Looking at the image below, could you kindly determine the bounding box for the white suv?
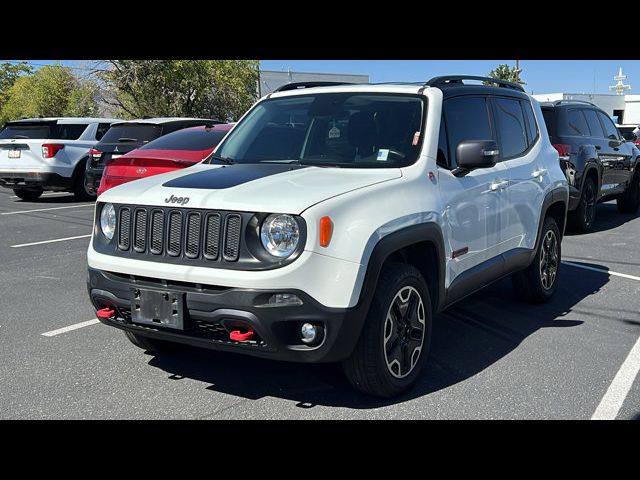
[87,76,569,397]
[0,117,120,200]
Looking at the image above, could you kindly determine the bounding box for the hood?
[98,162,402,214]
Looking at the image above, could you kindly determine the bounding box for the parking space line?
[41,319,100,337]
[592,335,640,420]
[562,261,640,282]
[1,204,93,215]
[11,234,91,248]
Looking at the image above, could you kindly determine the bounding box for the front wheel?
[13,187,43,201]
[617,170,640,213]
[512,216,561,304]
[342,262,432,398]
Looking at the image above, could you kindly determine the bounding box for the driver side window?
[597,111,621,139]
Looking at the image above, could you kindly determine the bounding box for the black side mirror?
[452,140,499,177]
[608,135,624,147]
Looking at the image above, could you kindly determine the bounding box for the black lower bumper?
[0,172,72,190]
[87,268,367,363]
[85,166,103,196]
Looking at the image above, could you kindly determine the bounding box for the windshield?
[209,93,425,168]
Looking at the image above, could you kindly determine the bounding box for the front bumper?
[87,267,368,363]
[0,172,72,190]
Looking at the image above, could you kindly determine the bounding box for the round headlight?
[260,214,300,258]
[100,203,116,241]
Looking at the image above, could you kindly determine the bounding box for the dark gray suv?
[541,100,640,232]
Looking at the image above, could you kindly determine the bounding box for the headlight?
[260,214,300,258]
[100,203,116,241]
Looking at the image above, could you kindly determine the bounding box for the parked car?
[87,76,568,398]
[541,101,640,232]
[0,117,119,201]
[85,118,223,195]
[617,124,640,146]
[97,123,233,195]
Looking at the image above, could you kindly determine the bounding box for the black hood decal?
[162,163,308,190]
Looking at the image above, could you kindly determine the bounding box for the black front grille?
[117,206,246,264]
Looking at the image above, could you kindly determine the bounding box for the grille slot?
[150,210,164,255]
[133,209,147,253]
[185,213,201,259]
[118,208,131,250]
[223,214,242,261]
[167,211,183,257]
[203,213,221,260]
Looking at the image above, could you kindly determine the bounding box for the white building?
[533,92,640,126]
[258,70,369,97]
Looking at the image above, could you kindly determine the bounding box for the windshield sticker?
[412,131,421,146]
[328,126,341,139]
[377,149,389,161]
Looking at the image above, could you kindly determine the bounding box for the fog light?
[266,293,303,307]
[301,323,317,344]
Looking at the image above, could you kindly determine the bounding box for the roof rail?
[425,75,525,92]
[553,99,598,107]
[273,81,354,92]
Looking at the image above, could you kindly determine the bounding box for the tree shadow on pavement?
[147,261,610,410]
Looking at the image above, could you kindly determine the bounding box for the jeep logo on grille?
[165,195,190,206]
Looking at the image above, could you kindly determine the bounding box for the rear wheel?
[512,216,561,304]
[617,170,640,213]
[570,177,597,232]
[12,187,43,201]
[342,262,432,398]
[124,331,180,353]
[72,159,96,201]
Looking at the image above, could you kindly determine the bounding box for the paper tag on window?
[328,126,341,139]
[377,149,389,161]
[412,131,421,146]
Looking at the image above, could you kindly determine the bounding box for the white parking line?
[11,192,70,199]
[11,234,91,248]
[562,260,640,282]
[41,319,100,337]
[1,204,93,215]
[592,335,640,420]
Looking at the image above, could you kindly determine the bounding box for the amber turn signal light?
[319,216,333,247]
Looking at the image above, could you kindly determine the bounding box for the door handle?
[614,147,619,152]
[532,168,548,178]
[595,145,601,150]
[489,180,509,191]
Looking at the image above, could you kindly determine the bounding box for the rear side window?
[444,96,493,167]
[55,124,87,140]
[583,109,604,138]
[140,128,229,151]
[561,109,589,136]
[522,101,539,145]
[96,123,112,141]
[492,97,528,159]
[99,124,162,144]
[597,111,620,139]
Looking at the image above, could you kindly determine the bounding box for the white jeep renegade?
[87,76,569,397]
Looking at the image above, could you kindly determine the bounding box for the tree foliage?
[0,61,32,113]
[97,60,259,121]
[485,64,526,86]
[1,64,100,123]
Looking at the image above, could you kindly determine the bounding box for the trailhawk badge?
[165,195,190,206]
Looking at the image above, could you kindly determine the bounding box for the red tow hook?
[230,329,255,342]
[96,307,115,319]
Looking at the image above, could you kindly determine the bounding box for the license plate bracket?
[131,288,186,330]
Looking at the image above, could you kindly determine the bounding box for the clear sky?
[8,59,640,95]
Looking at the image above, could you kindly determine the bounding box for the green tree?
[1,64,99,123]
[485,63,526,86]
[96,60,259,121]
[0,61,32,112]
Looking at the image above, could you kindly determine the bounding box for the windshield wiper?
[117,137,138,142]
[208,154,236,165]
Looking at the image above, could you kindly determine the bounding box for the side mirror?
[453,140,499,177]
[608,135,624,147]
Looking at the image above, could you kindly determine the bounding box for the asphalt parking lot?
[0,189,638,419]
